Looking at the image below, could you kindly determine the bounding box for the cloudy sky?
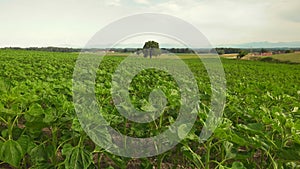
[1,0,300,47]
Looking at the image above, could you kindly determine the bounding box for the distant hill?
[217,41,300,48]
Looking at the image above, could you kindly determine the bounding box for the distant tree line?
[108,47,298,54]
[215,48,298,55]
[215,48,242,55]
[1,47,299,54]
[2,47,81,52]
[162,48,195,53]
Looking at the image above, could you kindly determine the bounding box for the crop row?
[0,49,300,168]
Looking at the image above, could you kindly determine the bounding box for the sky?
[0,0,300,48]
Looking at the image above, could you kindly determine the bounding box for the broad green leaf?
[43,109,57,124]
[241,123,264,132]
[181,145,202,168]
[0,140,23,167]
[27,103,44,116]
[230,132,249,146]
[103,151,128,168]
[62,143,73,156]
[25,103,45,124]
[231,161,246,169]
[223,141,236,159]
[1,129,8,138]
[141,102,157,112]
[72,118,84,133]
[277,144,300,161]
[64,147,93,169]
[0,102,4,112]
[29,144,49,164]
[17,135,35,155]
[185,132,199,141]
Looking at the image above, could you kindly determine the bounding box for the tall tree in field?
[237,50,249,59]
[143,41,161,58]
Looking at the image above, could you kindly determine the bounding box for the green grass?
[0,49,300,168]
[245,52,300,63]
[268,53,300,63]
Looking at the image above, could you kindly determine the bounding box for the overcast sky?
[1,0,300,47]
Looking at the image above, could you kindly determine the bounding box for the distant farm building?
[261,52,273,56]
[251,52,273,56]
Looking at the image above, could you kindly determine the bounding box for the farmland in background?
[231,52,300,64]
[261,53,300,63]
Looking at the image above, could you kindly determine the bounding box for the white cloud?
[144,0,300,45]
[267,0,300,23]
[107,0,121,6]
[0,0,128,47]
[0,0,299,47]
[134,0,150,5]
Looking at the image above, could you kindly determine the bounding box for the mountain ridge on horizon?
[217,41,300,48]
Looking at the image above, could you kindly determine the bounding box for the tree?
[285,49,294,53]
[143,41,161,58]
[216,49,225,55]
[261,48,268,54]
[237,50,249,59]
